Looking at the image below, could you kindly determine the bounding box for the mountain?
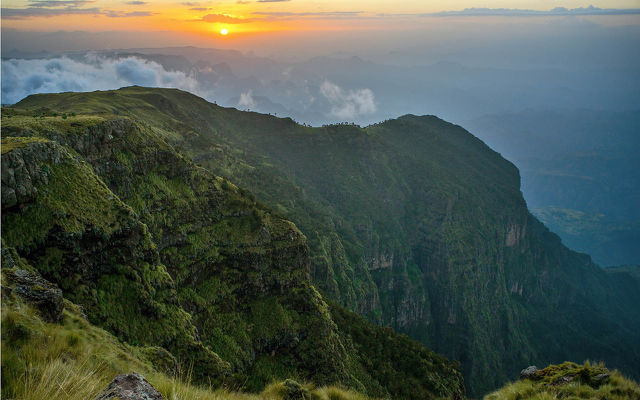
[465,109,640,266]
[1,108,465,399]
[3,87,640,396]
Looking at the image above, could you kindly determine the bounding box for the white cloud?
[1,55,200,104]
[319,80,376,120]
[237,90,256,109]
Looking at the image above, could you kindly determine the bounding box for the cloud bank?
[430,6,640,17]
[320,81,376,120]
[237,90,256,109]
[1,56,200,104]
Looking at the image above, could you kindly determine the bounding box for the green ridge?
[4,86,639,396]
[1,106,465,399]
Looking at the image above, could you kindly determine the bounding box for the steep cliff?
[6,86,639,395]
[1,108,465,399]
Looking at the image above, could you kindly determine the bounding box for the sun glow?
[220,28,229,35]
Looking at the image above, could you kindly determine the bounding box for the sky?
[3,0,640,40]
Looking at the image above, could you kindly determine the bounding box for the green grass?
[7,86,639,397]
[484,362,640,400]
[1,295,375,400]
[1,136,50,154]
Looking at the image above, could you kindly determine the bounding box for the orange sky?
[2,0,640,40]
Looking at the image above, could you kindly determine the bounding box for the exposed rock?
[96,372,166,400]
[520,366,538,380]
[555,375,574,384]
[3,266,64,323]
[1,139,62,209]
[593,373,610,383]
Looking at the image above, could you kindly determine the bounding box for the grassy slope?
[1,109,465,398]
[484,362,640,400]
[6,87,640,395]
[0,285,372,400]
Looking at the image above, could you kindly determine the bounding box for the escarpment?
[1,107,466,399]
[5,86,639,396]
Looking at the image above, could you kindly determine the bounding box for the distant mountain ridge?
[3,87,639,396]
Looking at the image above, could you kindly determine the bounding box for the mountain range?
[2,86,639,397]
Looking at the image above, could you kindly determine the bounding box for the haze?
[2,1,640,265]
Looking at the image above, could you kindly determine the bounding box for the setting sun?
[220,28,229,35]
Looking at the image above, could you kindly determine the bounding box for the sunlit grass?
[1,298,376,400]
[484,361,640,400]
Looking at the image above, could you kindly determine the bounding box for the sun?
[220,28,229,36]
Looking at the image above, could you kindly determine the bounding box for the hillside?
[4,86,640,396]
[1,114,465,398]
[0,257,379,400]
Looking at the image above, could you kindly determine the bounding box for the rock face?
[520,366,538,380]
[1,138,62,209]
[3,267,64,322]
[96,373,166,400]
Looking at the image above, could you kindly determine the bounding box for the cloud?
[257,0,291,2]
[253,11,361,18]
[29,0,94,7]
[1,56,201,105]
[319,81,376,120]
[125,1,147,5]
[428,6,640,17]
[2,6,154,19]
[190,7,209,11]
[196,13,255,23]
[105,10,154,17]
[1,7,101,18]
[237,90,256,109]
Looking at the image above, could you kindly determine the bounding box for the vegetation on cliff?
[1,105,465,399]
[3,86,639,396]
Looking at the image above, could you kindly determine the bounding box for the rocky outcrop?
[3,267,64,322]
[520,366,538,380]
[96,373,166,400]
[1,138,62,209]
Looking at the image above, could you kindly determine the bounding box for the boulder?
[3,267,64,322]
[520,365,538,380]
[96,372,166,400]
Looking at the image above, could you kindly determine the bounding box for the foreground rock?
[96,373,166,400]
[520,366,538,380]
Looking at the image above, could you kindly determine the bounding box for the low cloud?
[125,1,147,5]
[2,6,154,19]
[106,10,154,17]
[319,81,376,120]
[237,90,256,109]
[1,56,200,104]
[2,7,101,18]
[197,13,255,23]
[429,6,640,17]
[28,0,94,7]
[253,11,361,19]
